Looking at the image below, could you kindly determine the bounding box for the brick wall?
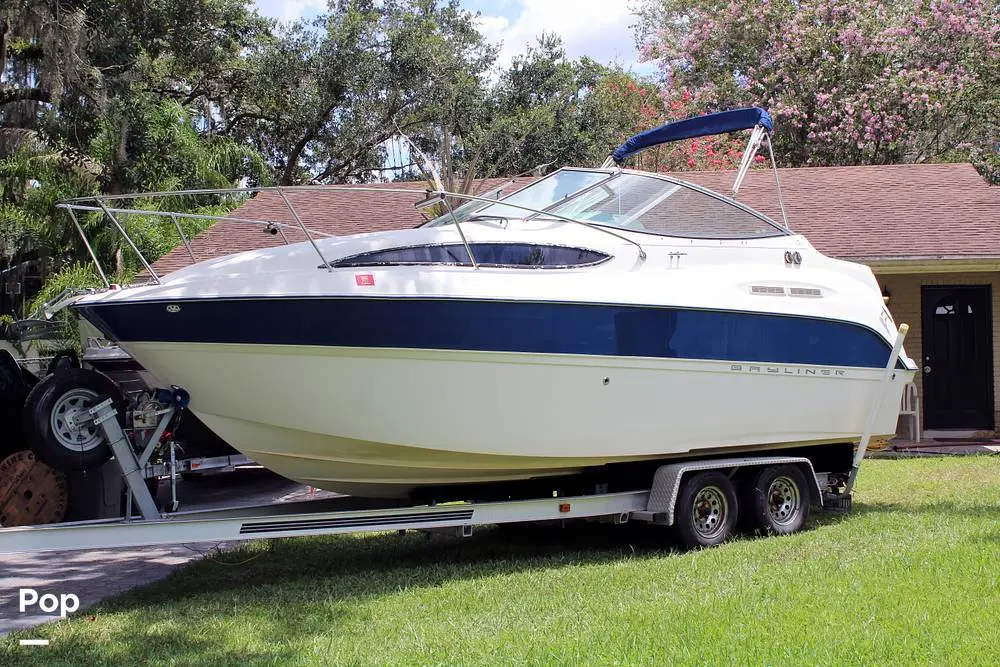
[877,271,1000,434]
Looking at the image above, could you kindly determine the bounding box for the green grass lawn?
[4,456,1000,666]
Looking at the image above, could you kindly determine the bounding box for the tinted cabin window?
[329,243,610,268]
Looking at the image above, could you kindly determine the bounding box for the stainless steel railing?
[55,180,650,287]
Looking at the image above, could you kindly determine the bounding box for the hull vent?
[789,287,823,298]
[750,285,785,296]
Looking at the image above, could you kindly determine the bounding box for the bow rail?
[55,181,654,292]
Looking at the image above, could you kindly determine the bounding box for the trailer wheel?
[743,465,810,536]
[674,471,738,549]
[23,368,125,472]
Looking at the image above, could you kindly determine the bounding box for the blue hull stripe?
[75,297,896,369]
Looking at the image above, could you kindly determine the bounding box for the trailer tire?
[23,368,125,472]
[742,465,810,536]
[673,471,738,550]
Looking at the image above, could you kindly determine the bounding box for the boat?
[52,108,915,498]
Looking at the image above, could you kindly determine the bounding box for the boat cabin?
[148,163,999,444]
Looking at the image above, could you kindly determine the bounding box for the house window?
[327,243,611,269]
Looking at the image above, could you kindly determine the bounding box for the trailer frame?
[0,454,827,555]
[0,324,908,556]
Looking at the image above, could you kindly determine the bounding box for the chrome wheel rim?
[49,388,104,452]
[767,476,801,527]
[692,485,728,539]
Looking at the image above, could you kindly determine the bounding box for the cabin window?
[547,173,785,239]
[327,243,610,269]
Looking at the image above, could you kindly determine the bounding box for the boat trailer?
[0,324,908,555]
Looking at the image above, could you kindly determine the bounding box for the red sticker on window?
[355,273,375,286]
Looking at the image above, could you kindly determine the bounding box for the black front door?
[921,285,994,429]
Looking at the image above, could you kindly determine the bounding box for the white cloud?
[254,0,326,23]
[253,1,656,75]
[476,0,647,73]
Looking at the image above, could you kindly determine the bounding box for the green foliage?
[1,1,273,309]
[90,99,270,195]
[0,136,99,263]
[225,0,496,185]
[27,262,107,316]
[441,35,657,185]
[23,262,108,345]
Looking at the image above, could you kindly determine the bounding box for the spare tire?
[23,368,126,472]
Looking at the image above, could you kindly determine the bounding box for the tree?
[468,34,618,177]
[430,34,667,187]
[222,0,495,185]
[0,0,274,310]
[636,0,1000,178]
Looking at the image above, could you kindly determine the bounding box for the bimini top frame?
[602,107,790,229]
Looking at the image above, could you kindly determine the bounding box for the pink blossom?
[641,0,996,167]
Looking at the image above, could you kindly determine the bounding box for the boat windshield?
[422,169,611,226]
[546,173,787,239]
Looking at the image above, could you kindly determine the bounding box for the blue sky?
[252,0,653,74]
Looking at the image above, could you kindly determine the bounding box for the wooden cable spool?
[0,450,69,527]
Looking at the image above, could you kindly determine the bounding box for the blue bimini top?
[612,107,773,164]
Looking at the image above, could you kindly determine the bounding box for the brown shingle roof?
[151,164,997,275]
[678,163,999,262]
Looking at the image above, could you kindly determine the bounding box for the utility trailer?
[0,325,908,556]
[0,312,246,528]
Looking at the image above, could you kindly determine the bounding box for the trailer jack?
[88,395,179,521]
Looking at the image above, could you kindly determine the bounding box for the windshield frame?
[419,168,617,228]
[533,169,789,240]
[420,166,789,241]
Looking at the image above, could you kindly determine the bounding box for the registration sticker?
[355,273,375,286]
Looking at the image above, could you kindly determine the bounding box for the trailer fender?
[645,456,822,526]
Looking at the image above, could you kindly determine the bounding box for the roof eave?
[848,256,1000,274]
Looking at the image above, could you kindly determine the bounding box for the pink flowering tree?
[636,0,999,179]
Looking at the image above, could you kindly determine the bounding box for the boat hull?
[121,341,912,497]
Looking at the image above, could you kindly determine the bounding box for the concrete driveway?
[0,470,334,637]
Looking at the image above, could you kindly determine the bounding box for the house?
[152,163,1000,438]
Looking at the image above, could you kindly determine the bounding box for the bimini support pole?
[846,323,909,495]
[765,134,790,229]
[731,124,766,195]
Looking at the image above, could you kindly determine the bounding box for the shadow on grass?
[110,520,683,604]
[12,499,998,665]
[4,522,684,665]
